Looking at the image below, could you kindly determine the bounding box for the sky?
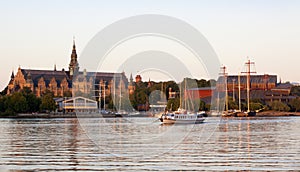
[1,0,300,91]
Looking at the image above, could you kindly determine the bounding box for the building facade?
[7,40,128,99]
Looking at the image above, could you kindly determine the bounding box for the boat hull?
[161,118,205,124]
[160,115,205,124]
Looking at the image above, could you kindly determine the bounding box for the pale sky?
[1,0,300,91]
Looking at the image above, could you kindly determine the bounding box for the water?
[0,116,300,171]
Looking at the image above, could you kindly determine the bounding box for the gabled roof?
[275,83,293,89]
[83,71,128,86]
[63,96,97,103]
[21,69,71,87]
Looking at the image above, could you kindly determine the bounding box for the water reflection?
[0,117,299,171]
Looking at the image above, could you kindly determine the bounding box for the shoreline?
[256,110,300,117]
[0,113,118,119]
[1,110,300,119]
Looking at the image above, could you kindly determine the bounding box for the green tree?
[0,86,8,96]
[198,100,211,111]
[8,92,29,113]
[249,102,264,111]
[269,101,290,112]
[228,97,238,110]
[40,92,56,112]
[289,98,300,112]
[197,79,210,87]
[291,86,300,96]
[0,96,6,112]
[22,87,41,112]
[135,90,148,105]
[167,98,180,111]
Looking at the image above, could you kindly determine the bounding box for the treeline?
[128,78,215,111]
[0,78,216,115]
[0,87,56,116]
[226,96,300,112]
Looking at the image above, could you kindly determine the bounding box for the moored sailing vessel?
[222,59,257,117]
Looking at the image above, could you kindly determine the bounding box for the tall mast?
[220,66,228,111]
[161,82,163,100]
[242,59,256,112]
[113,79,116,111]
[238,72,241,111]
[184,78,187,110]
[103,81,106,111]
[119,74,122,112]
[232,79,235,102]
[99,84,101,112]
[179,81,182,109]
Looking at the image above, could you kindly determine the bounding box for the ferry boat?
[159,109,205,124]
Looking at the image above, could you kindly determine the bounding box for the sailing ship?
[114,74,129,117]
[222,59,257,117]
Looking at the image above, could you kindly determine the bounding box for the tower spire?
[129,73,133,83]
[11,70,14,79]
[69,37,79,75]
[73,36,76,50]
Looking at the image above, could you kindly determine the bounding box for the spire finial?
[54,64,57,71]
[72,36,76,51]
[11,70,14,79]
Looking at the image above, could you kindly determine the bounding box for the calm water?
[0,116,300,171]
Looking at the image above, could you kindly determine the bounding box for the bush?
[289,98,300,112]
[269,101,290,112]
[249,102,264,111]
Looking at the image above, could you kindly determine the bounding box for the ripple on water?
[0,117,299,171]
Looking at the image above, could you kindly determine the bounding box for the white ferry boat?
[159,109,205,124]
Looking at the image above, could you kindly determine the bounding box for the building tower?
[147,78,152,88]
[135,75,142,83]
[128,73,135,94]
[69,38,79,76]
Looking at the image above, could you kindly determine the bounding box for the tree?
[0,86,8,96]
[269,101,290,112]
[289,98,300,112]
[22,87,41,112]
[249,102,264,111]
[291,86,300,97]
[228,97,238,110]
[199,100,206,111]
[8,92,29,113]
[167,98,180,111]
[40,92,56,112]
[197,79,210,87]
[0,96,6,112]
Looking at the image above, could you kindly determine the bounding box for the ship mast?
[184,78,187,110]
[119,74,122,112]
[242,59,256,112]
[238,72,241,111]
[220,66,228,112]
